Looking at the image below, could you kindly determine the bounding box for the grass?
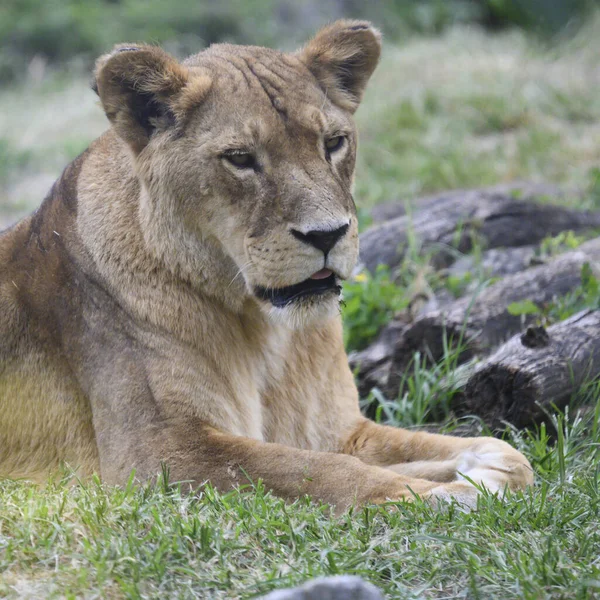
[1,0,592,84]
[0,75,107,222]
[343,266,409,352]
[2,16,600,217]
[355,18,600,207]
[2,16,600,600]
[506,259,600,325]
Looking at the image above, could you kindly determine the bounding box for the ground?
[1,19,600,600]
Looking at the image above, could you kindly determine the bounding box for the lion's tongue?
[310,268,333,280]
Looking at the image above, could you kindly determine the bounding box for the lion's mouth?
[254,270,341,308]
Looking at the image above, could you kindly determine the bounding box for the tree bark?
[360,188,600,273]
[448,245,540,279]
[451,310,600,429]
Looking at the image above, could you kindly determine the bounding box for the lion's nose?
[291,223,349,256]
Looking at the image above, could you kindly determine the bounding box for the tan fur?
[0,21,533,508]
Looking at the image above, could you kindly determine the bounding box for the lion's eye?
[325,136,345,154]
[223,152,256,170]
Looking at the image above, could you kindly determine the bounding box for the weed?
[343,266,409,352]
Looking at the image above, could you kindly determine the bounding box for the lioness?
[0,20,532,508]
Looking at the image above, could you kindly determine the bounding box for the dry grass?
[355,19,600,205]
[2,20,600,221]
[0,73,106,223]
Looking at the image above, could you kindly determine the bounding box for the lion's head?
[93,20,381,328]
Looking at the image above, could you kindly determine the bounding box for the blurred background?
[1,0,600,226]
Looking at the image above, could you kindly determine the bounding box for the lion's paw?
[455,440,534,493]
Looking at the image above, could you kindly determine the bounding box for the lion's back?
[0,212,100,480]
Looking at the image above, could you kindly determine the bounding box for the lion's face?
[94,21,381,327]
[164,47,361,326]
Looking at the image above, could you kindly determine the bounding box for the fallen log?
[348,320,407,398]
[352,243,539,395]
[369,181,572,224]
[371,238,600,398]
[360,188,600,273]
[452,310,600,429]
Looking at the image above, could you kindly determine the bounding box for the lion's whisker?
[228,260,253,289]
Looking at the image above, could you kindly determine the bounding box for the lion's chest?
[143,321,357,452]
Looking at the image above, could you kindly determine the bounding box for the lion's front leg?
[343,419,534,497]
[95,415,481,510]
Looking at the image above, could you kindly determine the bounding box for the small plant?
[537,230,586,260]
[342,266,408,352]
[343,222,447,352]
[548,262,600,321]
[446,271,473,298]
[361,339,470,428]
[506,299,542,318]
[506,262,600,324]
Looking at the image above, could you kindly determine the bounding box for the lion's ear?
[93,45,208,153]
[298,20,381,113]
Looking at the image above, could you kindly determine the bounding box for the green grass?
[355,19,600,207]
[0,139,33,186]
